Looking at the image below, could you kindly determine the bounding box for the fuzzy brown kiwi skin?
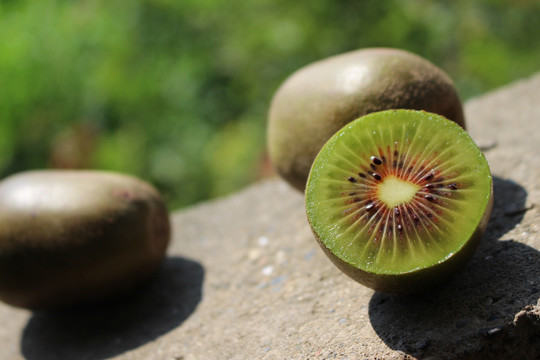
[0,170,171,309]
[307,184,493,294]
[268,48,465,192]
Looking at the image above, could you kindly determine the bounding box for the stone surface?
[1,74,540,359]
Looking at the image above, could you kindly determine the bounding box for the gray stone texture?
[1,73,540,359]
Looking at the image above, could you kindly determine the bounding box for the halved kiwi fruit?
[306,110,493,294]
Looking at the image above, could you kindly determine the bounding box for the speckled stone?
[1,74,540,360]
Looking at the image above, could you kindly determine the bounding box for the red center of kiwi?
[342,144,461,244]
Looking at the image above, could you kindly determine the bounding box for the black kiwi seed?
[448,183,458,190]
[366,203,376,212]
[371,156,383,165]
[347,176,357,183]
[370,163,377,170]
[425,194,435,201]
[359,173,366,178]
[394,207,400,216]
[423,172,434,181]
[431,190,443,198]
[372,173,382,181]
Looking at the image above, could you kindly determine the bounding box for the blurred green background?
[1,0,539,209]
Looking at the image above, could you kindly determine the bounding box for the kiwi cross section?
[306,110,492,276]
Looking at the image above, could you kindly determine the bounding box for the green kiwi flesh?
[268,48,465,192]
[0,170,170,309]
[306,110,492,294]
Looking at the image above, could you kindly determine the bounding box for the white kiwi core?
[377,176,420,208]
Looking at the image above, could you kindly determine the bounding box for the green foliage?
[1,0,539,208]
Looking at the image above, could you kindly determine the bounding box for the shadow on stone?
[369,177,540,359]
[485,176,530,241]
[20,256,204,360]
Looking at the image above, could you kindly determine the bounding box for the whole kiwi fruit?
[268,48,465,191]
[306,110,492,294]
[0,170,170,309]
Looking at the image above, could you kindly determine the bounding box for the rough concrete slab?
[1,73,540,359]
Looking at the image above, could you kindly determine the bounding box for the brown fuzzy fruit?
[0,170,170,309]
[267,48,465,191]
